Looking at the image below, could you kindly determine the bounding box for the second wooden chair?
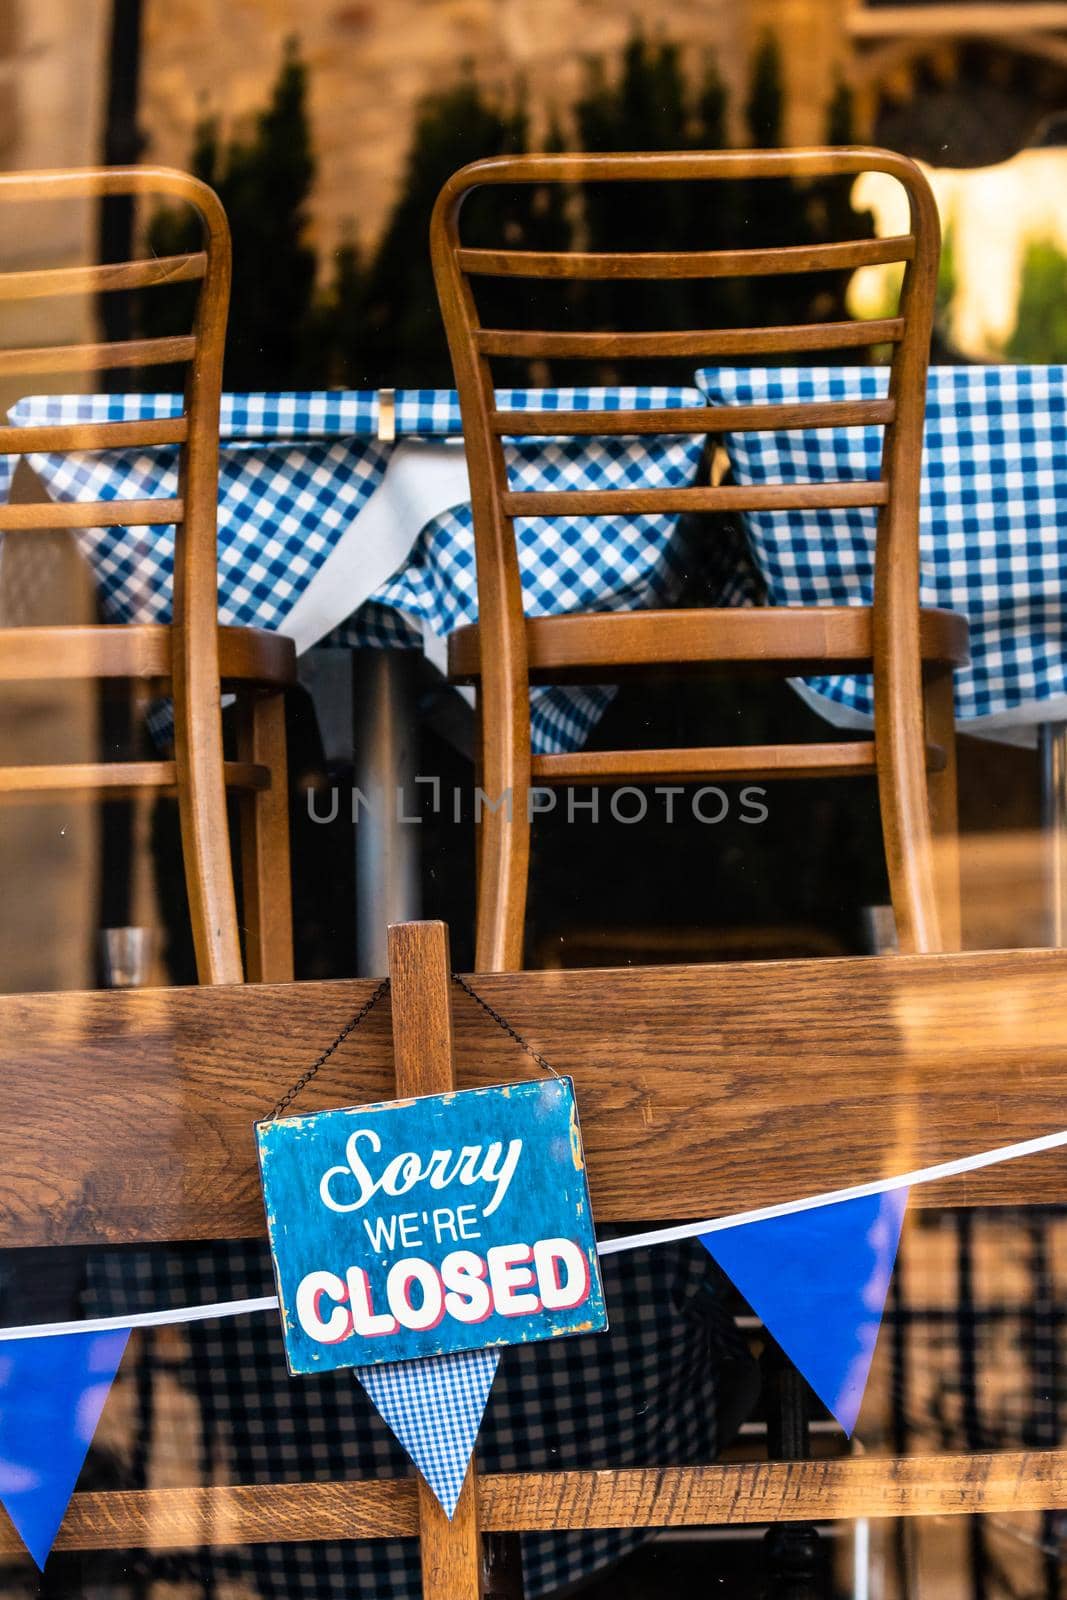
[431,147,968,970]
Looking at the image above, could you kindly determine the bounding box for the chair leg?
[237,689,294,983]
[923,665,961,952]
[173,660,244,986]
[875,665,945,957]
[474,688,531,974]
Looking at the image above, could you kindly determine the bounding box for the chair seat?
[0,623,296,686]
[448,605,968,685]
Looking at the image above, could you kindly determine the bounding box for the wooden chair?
[0,167,295,984]
[0,926,1064,1597]
[430,149,969,970]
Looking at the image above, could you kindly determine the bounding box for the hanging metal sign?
[256,1076,607,1374]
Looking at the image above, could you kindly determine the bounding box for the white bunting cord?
[0,1295,280,1341]
[595,1126,1067,1257]
[2,1127,1065,1341]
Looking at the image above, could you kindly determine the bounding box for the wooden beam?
[387,921,484,1600]
[1,947,1067,1248]
[480,1453,1067,1530]
[2,1452,1062,1556]
[847,5,1067,39]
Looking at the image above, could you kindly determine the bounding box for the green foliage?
[697,53,728,150]
[573,33,699,357]
[141,42,319,387]
[745,33,783,147]
[146,30,878,389]
[935,220,958,348]
[1006,237,1067,364]
[348,75,531,386]
[826,76,854,148]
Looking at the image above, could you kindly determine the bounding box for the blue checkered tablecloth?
[3,388,706,756]
[695,364,1067,741]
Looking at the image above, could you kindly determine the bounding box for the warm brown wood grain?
[0,167,293,985]
[0,418,189,453]
[0,1480,419,1554]
[237,692,294,983]
[0,759,268,797]
[474,319,905,358]
[530,743,881,782]
[0,1451,1060,1557]
[924,665,961,950]
[2,941,1065,1571]
[488,400,896,436]
[456,235,915,279]
[430,147,965,970]
[449,607,968,682]
[0,252,206,300]
[387,922,485,1600]
[0,498,183,530]
[0,623,295,684]
[501,483,891,516]
[0,334,195,376]
[481,1454,1067,1529]
[1,947,1066,1249]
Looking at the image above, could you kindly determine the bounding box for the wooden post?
[387,920,485,1600]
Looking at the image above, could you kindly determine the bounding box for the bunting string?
[3,1126,1064,1342]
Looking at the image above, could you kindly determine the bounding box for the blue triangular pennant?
[700,1189,907,1435]
[357,1347,499,1517]
[0,1329,130,1568]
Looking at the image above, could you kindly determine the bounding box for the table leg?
[298,646,353,769]
[353,650,422,976]
[1039,722,1067,948]
[298,647,424,977]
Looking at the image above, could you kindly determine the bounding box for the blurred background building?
[4,1,1067,372]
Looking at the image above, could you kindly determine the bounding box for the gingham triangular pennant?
[356,1347,500,1517]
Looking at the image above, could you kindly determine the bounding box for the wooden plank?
[2,1451,1062,1556]
[487,400,895,436]
[475,320,905,359]
[501,483,889,516]
[0,335,196,376]
[0,499,181,531]
[0,418,188,454]
[387,921,484,1600]
[0,623,295,684]
[0,1480,419,1554]
[457,236,915,280]
[531,743,880,783]
[480,1453,1067,1530]
[447,606,969,683]
[847,5,1067,40]
[0,760,268,799]
[0,254,206,301]
[1,949,1067,1248]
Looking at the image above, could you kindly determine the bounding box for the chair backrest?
[0,167,241,980]
[0,166,229,619]
[0,936,1063,1596]
[429,145,939,709]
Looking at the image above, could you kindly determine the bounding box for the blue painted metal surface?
[256,1077,607,1375]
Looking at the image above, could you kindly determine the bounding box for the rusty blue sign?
[256,1076,607,1374]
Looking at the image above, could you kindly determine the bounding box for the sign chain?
[450,972,562,1082]
[267,978,391,1119]
[268,972,560,1120]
